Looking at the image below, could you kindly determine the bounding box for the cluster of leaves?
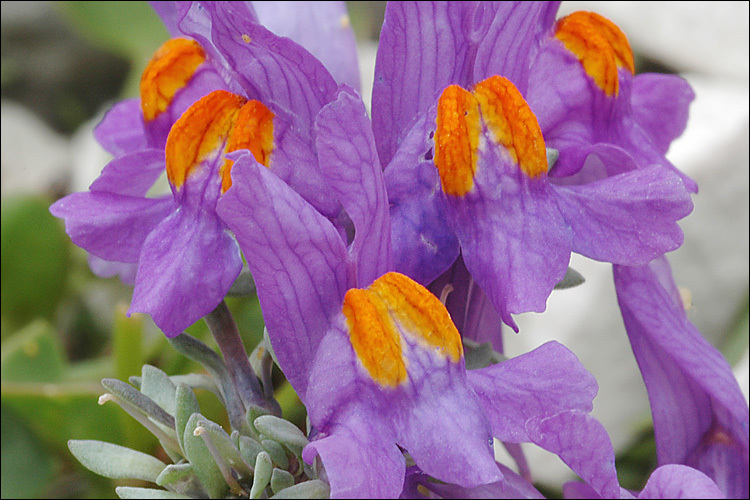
[0,194,274,498]
[69,358,328,499]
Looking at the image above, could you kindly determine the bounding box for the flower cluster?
[53,2,748,499]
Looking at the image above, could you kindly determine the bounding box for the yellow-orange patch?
[343,287,407,388]
[434,85,481,196]
[140,38,206,122]
[555,11,634,97]
[165,90,246,190]
[371,272,463,362]
[220,100,275,193]
[473,76,548,178]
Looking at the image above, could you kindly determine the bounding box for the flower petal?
[394,360,502,488]
[89,149,165,197]
[472,2,559,94]
[468,341,597,442]
[303,330,406,498]
[428,255,504,352]
[562,481,604,500]
[639,465,726,499]
[252,1,360,91]
[308,274,501,489]
[315,86,391,287]
[442,140,571,330]
[129,205,242,336]
[412,461,545,499]
[631,74,695,156]
[373,2,559,168]
[87,255,138,285]
[553,165,693,265]
[93,98,147,158]
[216,154,351,396]
[372,1,472,166]
[526,410,620,500]
[49,192,173,263]
[302,408,405,499]
[385,110,460,285]
[613,258,749,499]
[186,4,338,132]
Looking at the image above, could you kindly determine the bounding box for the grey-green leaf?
[554,267,586,290]
[101,378,175,429]
[182,413,228,499]
[175,384,201,455]
[270,468,295,494]
[270,480,330,499]
[170,373,221,398]
[261,439,289,470]
[463,339,507,370]
[141,365,177,416]
[195,416,252,476]
[239,435,264,467]
[68,440,166,482]
[155,463,194,487]
[115,486,192,499]
[250,451,273,499]
[254,415,308,449]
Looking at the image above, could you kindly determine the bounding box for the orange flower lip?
[140,38,206,122]
[554,11,635,97]
[434,85,481,197]
[343,272,463,388]
[473,76,548,179]
[165,90,275,192]
[220,100,275,193]
[165,90,245,190]
[434,76,547,197]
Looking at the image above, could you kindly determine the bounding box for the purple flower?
[613,258,749,498]
[217,86,600,498]
[528,409,727,499]
[51,91,258,336]
[374,2,694,331]
[527,11,698,193]
[51,1,360,335]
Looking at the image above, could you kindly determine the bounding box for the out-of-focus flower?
[527,11,697,192]
[529,410,726,499]
[217,87,600,498]
[374,2,694,332]
[50,1,360,335]
[613,258,750,498]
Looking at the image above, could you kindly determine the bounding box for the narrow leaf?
[175,384,201,455]
[101,378,175,429]
[269,480,330,499]
[155,463,194,487]
[270,468,295,494]
[182,413,228,499]
[250,451,273,499]
[68,439,165,482]
[239,435,264,467]
[254,415,308,449]
[261,439,289,470]
[115,486,192,499]
[141,365,177,416]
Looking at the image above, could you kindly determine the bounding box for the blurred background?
[1,2,747,498]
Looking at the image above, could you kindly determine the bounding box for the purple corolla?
[216,86,601,498]
[374,2,694,332]
[50,1,359,335]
